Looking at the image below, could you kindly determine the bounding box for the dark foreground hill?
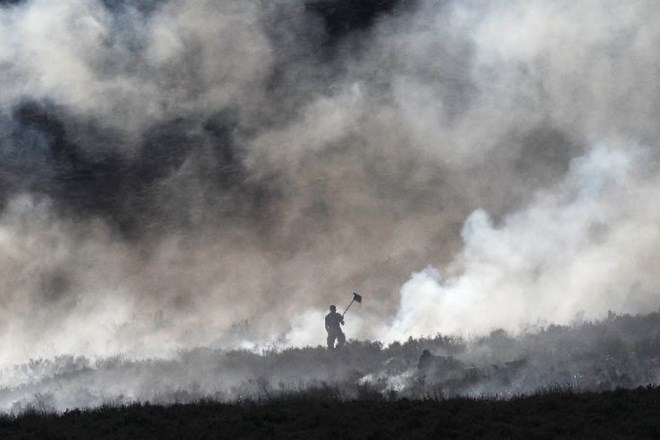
[1,386,660,439]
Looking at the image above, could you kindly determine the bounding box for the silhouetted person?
[418,349,433,372]
[325,305,345,349]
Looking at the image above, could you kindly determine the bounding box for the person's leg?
[336,332,345,348]
[327,334,335,349]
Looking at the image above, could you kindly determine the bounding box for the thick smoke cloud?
[0,0,659,374]
[388,143,660,339]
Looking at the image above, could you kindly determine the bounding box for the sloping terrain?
[2,311,660,413]
[1,386,659,439]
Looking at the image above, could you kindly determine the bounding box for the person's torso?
[325,312,342,330]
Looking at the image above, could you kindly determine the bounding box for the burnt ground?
[1,385,659,439]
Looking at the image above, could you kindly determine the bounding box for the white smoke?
[388,142,660,339]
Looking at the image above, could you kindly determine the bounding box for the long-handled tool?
[342,292,362,317]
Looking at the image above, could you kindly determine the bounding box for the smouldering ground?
[2,311,660,413]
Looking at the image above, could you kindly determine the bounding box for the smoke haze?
[0,0,660,395]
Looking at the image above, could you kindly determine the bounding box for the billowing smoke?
[0,0,659,388]
[387,142,660,339]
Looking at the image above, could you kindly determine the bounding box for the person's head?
[330,305,336,312]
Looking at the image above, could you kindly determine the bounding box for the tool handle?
[342,298,355,317]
